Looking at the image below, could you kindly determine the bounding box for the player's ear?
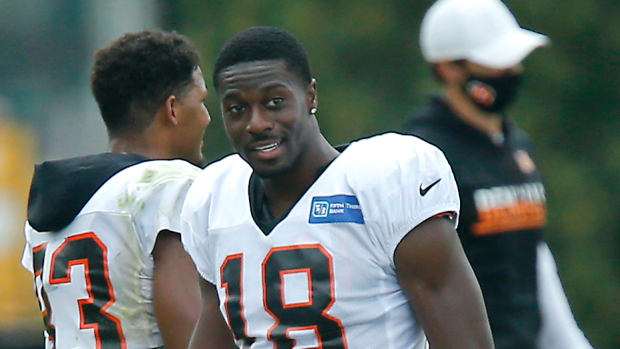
[307,78,317,115]
[163,94,179,126]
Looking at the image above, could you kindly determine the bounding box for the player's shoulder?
[118,158,201,183]
[85,159,200,214]
[341,132,450,190]
[193,154,249,187]
[345,132,446,169]
[184,154,250,209]
[507,121,534,148]
[353,131,439,149]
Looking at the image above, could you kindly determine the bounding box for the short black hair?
[91,30,200,136]
[213,26,312,90]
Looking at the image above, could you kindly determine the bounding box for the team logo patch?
[309,195,364,224]
[513,150,536,174]
[466,80,496,106]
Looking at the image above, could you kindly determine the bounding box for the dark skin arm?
[394,217,494,349]
[152,230,201,349]
[189,277,238,349]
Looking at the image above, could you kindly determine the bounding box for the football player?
[182,26,494,349]
[21,30,215,349]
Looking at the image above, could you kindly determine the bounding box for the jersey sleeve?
[353,134,460,268]
[180,174,215,284]
[129,160,201,256]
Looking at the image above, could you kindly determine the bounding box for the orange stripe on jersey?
[472,202,546,236]
[433,212,455,219]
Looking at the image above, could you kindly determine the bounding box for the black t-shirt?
[405,95,545,349]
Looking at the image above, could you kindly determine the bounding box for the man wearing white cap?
[405,0,594,348]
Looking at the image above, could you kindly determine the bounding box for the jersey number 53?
[32,232,127,349]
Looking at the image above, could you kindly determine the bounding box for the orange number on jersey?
[32,243,55,343]
[221,244,348,349]
[33,232,127,349]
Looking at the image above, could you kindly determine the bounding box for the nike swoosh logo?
[419,178,442,196]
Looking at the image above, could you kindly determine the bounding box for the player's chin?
[244,147,282,170]
[248,158,288,179]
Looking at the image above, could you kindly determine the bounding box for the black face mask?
[463,73,522,113]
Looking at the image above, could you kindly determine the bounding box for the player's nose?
[246,107,273,135]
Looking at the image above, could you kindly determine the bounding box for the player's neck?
[261,134,339,218]
[443,86,503,140]
[108,132,171,160]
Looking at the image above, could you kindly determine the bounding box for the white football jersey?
[182,133,460,349]
[22,159,200,349]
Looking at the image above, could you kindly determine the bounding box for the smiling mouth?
[254,142,280,152]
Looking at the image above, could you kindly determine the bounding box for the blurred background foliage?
[0,1,616,348]
[164,0,619,347]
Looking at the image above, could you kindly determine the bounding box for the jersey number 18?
[220,244,348,348]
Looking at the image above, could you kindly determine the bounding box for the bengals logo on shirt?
[467,81,496,107]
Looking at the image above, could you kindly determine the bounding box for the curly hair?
[213,26,312,90]
[91,30,200,136]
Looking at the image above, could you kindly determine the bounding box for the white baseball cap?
[420,0,549,69]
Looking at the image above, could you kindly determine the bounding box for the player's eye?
[265,97,284,108]
[227,104,245,114]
